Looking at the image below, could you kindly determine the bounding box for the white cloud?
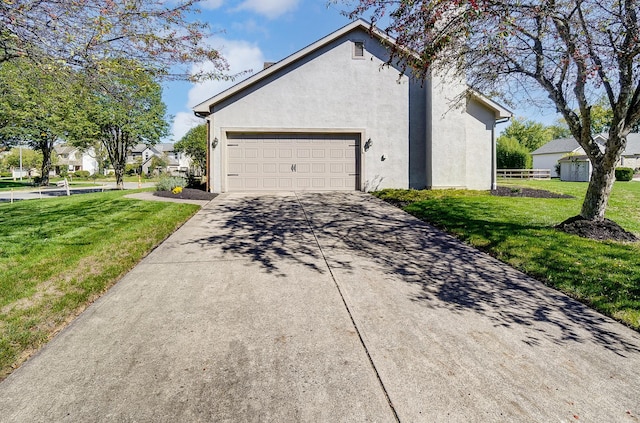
[168,38,265,141]
[171,112,205,142]
[187,38,265,107]
[200,0,224,9]
[236,0,299,19]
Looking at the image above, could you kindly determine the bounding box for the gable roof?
[193,19,512,120]
[533,133,640,156]
[54,144,77,155]
[531,138,582,155]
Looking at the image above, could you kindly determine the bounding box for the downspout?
[206,118,211,192]
[195,110,211,192]
[493,116,511,190]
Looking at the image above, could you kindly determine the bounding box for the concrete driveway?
[1,192,640,422]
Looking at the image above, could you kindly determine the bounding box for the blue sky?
[163,0,558,142]
[164,0,353,142]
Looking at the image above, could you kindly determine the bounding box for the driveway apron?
[1,191,640,422]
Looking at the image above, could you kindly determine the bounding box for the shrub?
[73,170,91,178]
[186,173,205,189]
[156,176,186,191]
[615,167,634,181]
[125,164,139,176]
[59,168,68,178]
[497,136,532,169]
[172,186,183,195]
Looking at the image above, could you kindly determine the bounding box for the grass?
[0,190,200,379]
[373,180,640,330]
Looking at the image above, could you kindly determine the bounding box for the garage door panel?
[226,133,359,191]
[297,163,310,173]
[263,148,277,158]
[228,163,243,173]
[263,163,277,173]
[279,149,293,158]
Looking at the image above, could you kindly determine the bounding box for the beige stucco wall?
[206,28,497,192]
[426,75,496,190]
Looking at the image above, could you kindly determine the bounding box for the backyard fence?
[497,169,551,179]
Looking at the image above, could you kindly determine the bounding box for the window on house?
[354,41,364,58]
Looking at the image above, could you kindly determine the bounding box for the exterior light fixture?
[364,138,372,151]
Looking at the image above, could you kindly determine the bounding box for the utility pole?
[19,143,23,181]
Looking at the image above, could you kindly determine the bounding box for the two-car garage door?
[226,133,360,191]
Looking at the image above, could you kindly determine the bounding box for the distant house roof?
[54,144,77,155]
[558,154,589,162]
[130,144,146,153]
[531,138,582,155]
[532,132,640,156]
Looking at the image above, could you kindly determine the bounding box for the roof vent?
[263,62,276,70]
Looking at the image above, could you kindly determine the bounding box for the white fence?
[497,169,551,179]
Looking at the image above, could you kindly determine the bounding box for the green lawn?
[0,191,200,379]
[373,180,640,330]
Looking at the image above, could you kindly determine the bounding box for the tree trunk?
[39,142,53,186]
[580,159,617,221]
[114,165,125,189]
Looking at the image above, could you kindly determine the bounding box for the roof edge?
[193,19,390,115]
[468,90,513,120]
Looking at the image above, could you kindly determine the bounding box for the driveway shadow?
[190,194,329,276]
[296,192,640,356]
[188,191,639,355]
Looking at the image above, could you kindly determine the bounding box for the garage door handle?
[291,164,297,172]
[227,173,239,176]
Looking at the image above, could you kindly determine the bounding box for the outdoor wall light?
[364,138,373,151]
[212,137,219,148]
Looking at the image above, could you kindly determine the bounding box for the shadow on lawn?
[191,192,639,355]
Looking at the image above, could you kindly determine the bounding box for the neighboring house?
[532,133,640,179]
[620,134,640,170]
[127,143,190,176]
[53,144,99,175]
[192,20,512,193]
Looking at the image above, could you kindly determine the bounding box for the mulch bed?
[491,186,574,199]
[153,188,217,201]
[556,216,639,242]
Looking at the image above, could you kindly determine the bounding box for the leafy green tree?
[1,147,43,173]
[496,136,532,169]
[500,117,552,152]
[149,155,169,175]
[0,59,77,185]
[342,0,640,222]
[175,124,207,175]
[546,121,572,140]
[72,61,169,189]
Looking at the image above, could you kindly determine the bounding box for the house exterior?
[193,20,512,193]
[532,133,639,179]
[127,143,190,176]
[53,144,99,175]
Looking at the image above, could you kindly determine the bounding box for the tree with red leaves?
[0,0,227,81]
[339,0,640,222]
